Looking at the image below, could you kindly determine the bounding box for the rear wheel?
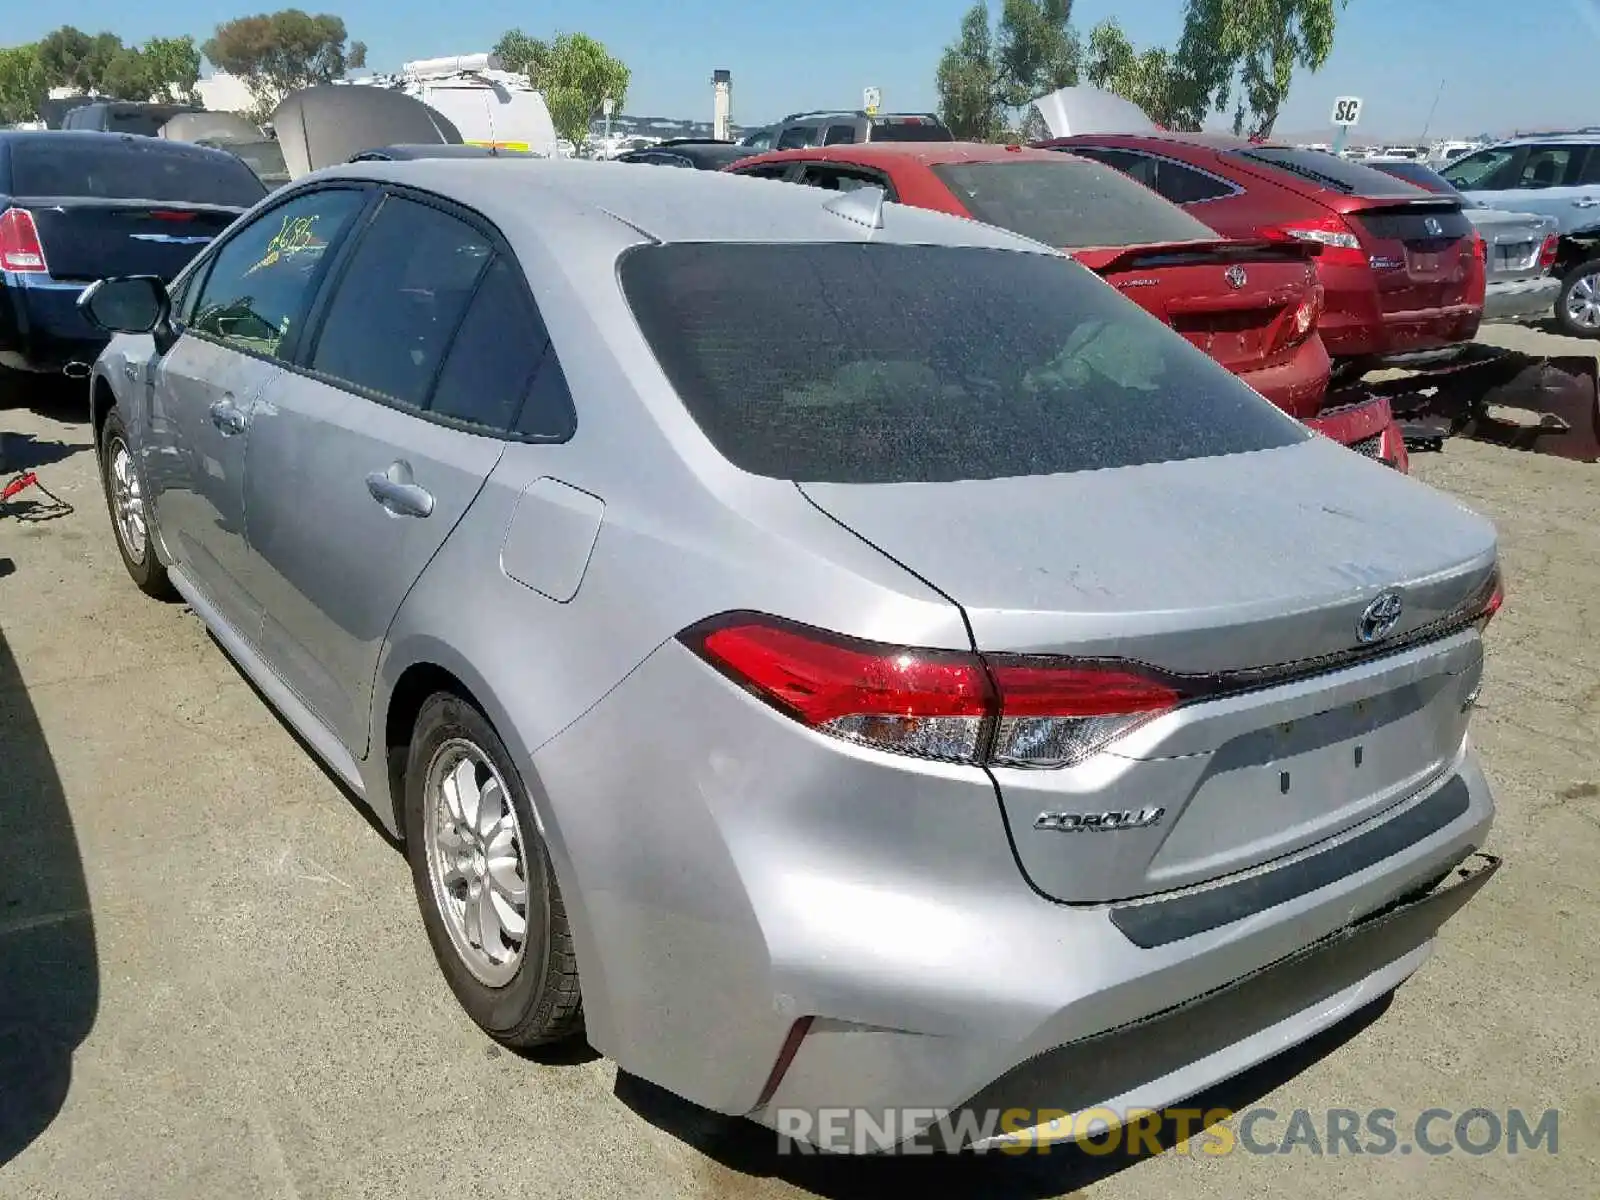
[1556,258,1600,338]
[403,692,583,1047]
[98,410,176,599]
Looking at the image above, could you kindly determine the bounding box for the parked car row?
[75,146,1504,1154]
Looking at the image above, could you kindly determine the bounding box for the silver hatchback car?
[81,160,1503,1153]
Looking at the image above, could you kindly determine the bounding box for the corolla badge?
[1358,590,1404,644]
[1035,807,1165,833]
[1224,265,1248,289]
[1424,216,1443,236]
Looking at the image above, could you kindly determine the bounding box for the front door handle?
[366,463,434,518]
[210,396,247,436]
[1574,198,1600,208]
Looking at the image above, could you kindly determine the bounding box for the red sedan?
[1035,134,1485,372]
[727,142,1405,467]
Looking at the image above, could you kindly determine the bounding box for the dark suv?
[742,110,952,153]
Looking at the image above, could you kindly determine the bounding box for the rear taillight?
[1270,214,1366,266]
[0,207,47,273]
[1471,231,1487,263]
[986,659,1181,767]
[1539,233,1559,269]
[680,614,1189,768]
[149,210,198,222]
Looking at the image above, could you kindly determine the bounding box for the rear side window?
[8,140,267,207]
[1516,146,1574,188]
[309,196,491,408]
[823,124,857,146]
[1231,147,1421,196]
[429,256,575,438]
[619,242,1305,484]
[931,160,1218,248]
[1577,147,1600,187]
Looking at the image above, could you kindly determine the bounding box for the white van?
[359,54,559,156]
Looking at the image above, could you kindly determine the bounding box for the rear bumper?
[1315,263,1482,358]
[1481,274,1560,324]
[1235,333,1331,417]
[0,274,105,371]
[756,754,1496,1151]
[529,637,1497,1150]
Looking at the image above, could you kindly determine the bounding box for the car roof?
[736,141,1076,168]
[0,128,260,166]
[313,156,1059,253]
[1042,131,1253,151]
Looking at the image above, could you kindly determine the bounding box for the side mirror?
[78,276,177,355]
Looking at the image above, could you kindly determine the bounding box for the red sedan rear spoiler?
[1068,237,1319,275]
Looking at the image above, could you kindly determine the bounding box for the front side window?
[188,188,366,359]
[823,124,857,146]
[777,125,818,150]
[1441,146,1525,191]
[308,196,492,409]
[620,242,1306,484]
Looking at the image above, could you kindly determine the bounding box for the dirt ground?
[1,324,1596,1199]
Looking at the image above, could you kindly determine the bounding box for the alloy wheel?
[1566,272,1600,330]
[107,436,148,564]
[422,739,530,988]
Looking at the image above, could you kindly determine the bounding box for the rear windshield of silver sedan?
[619,242,1307,483]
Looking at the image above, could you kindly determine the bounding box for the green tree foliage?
[139,36,202,104]
[203,10,350,113]
[348,40,367,70]
[936,0,1081,140]
[0,44,48,124]
[26,27,202,106]
[1084,18,1199,129]
[936,0,1345,140]
[36,27,124,94]
[1176,0,1344,137]
[493,29,630,147]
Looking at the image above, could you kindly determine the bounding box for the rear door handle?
[1574,198,1600,208]
[366,463,434,518]
[210,396,247,436]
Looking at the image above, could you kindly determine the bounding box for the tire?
[97,410,177,599]
[1555,258,1600,339]
[403,691,583,1048]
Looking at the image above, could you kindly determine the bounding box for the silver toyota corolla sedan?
[79,159,1504,1153]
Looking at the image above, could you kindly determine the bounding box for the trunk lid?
[1466,207,1557,282]
[1076,238,1318,374]
[798,437,1497,902]
[21,198,242,282]
[1346,199,1476,315]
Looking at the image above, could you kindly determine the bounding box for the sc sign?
[1331,96,1363,127]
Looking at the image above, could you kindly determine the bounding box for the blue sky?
[12,0,1600,136]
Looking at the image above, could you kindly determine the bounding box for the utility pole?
[1419,77,1446,144]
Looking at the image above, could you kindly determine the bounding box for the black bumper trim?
[1109,774,1473,948]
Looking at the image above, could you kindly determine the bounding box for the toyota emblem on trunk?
[1358,590,1404,643]
[1224,265,1248,289]
[1424,217,1442,236]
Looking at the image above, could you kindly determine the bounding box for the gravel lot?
[1,324,1596,1199]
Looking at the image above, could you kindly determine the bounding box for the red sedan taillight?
[1269,214,1367,267]
[680,614,1187,768]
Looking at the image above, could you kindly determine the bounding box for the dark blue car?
[0,131,265,378]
